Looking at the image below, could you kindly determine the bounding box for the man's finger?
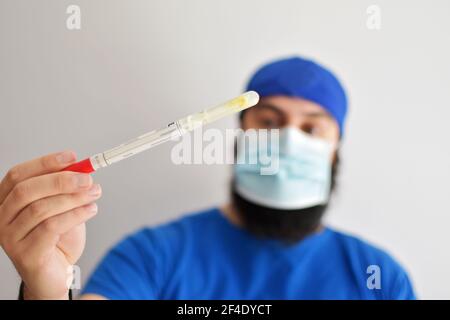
[10,184,102,242]
[22,203,98,252]
[0,151,77,204]
[0,171,92,226]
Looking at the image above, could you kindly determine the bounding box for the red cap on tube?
[62,158,95,173]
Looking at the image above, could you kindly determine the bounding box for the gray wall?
[1,0,449,299]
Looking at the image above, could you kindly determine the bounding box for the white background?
[1,0,449,299]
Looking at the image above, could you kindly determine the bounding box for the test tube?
[63,91,260,173]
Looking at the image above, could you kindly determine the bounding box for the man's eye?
[261,118,279,128]
[302,124,318,135]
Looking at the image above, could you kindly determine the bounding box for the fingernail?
[88,184,102,196]
[75,174,91,187]
[87,203,98,213]
[56,151,76,165]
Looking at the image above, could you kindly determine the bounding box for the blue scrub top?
[82,208,415,299]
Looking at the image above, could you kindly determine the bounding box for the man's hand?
[0,151,102,299]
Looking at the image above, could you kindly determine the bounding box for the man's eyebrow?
[301,110,331,118]
[253,103,284,116]
[256,103,331,119]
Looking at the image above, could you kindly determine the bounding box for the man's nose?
[283,116,302,129]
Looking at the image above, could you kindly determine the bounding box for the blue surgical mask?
[234,127,335,210]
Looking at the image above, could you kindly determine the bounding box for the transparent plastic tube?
[63,91,259,173]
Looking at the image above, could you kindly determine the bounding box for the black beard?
[231,154,339,245]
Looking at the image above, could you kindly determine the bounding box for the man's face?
[233,95,341,243]
[241,95,340,148]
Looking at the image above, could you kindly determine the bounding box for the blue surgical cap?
[243,56,348,135]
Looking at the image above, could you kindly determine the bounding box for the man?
[0,56,415,299]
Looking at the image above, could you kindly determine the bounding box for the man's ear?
[332,149,338,165]
[233,136,237,162]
